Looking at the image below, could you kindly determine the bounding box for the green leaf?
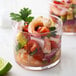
[25,16,34,23]
[19,8,31,18]
[19,8,34,23]
[10,8,34,23]
[30,48,37,56]
[16,43,23,51]
[49,27,56,31]
[10,13,22,22]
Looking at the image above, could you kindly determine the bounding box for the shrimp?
[15,49,43,66]
[50,3,68,16]
[28,16,51,34]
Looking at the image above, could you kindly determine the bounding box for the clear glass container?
[13,15,62,70]
[49,0,76,35]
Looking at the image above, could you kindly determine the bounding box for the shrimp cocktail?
[10,8,62,70]
[50,0,76,33]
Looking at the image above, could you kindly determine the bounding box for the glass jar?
[13,15,62,70]
[49,0,76,35]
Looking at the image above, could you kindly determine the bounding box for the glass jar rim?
[12,15,63,35]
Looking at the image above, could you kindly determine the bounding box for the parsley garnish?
[10,8,34,23]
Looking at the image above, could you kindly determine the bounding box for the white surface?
[0,28,76,76]
[0,0,49,28]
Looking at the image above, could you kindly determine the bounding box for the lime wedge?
[0,58,12,75]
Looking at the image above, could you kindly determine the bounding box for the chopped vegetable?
[49,27,56,31]
[17,32,28,47]
[23,24,28,32]
[37,27,50,33]
[30,48,38,56]
[53,1,64,4]
[16,43,23,51]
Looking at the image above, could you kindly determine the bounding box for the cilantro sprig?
[10,8,34,23]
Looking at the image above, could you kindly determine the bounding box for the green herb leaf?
[30,48,37,56]
[25,16,34,23]
[10,8,34,23]
[10,13,22,22]
[49,27,56,31]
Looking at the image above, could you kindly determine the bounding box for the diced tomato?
[24,22,28,25]
[23,28,28,32]
[37,27,50,33]
[23,22,29,32]
[25,40,44,61]
[53,1,64,5]
[33,48,44,61]
[23,26,28,32]
[24,22,28,27]
[51,41,58,49]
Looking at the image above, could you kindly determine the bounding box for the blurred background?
[0,0,50,28]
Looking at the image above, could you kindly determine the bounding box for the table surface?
[0,28,76,76]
